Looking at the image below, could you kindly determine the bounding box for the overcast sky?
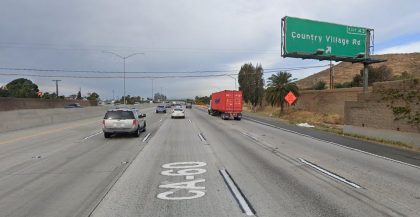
[0,0,419,99]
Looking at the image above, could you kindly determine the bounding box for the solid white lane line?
[220,169,254,216]
[198,133,206,142]
[82,131,102,140]
[244,117,420,170]
[142,133,151,142]
[299,158,362,189]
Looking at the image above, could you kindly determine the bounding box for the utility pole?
[52,80,61,97]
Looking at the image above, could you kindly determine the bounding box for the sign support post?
[329,60,334,89]
[363,63,369,93]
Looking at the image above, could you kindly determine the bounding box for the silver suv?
[102,108,146,138]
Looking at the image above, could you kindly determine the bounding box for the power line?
[0,72,237,79]
[0,42,284,54]
[0,65,329,75]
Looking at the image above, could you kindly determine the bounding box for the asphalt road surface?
[1,106,419,217]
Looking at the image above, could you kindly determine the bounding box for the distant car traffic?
[64,103,81,108]
[156,105,167,113]
[165,104,172,108]
[171,108,185,119]
[173,104,182,109]
[186,103,192,109]
[102,108,146,138]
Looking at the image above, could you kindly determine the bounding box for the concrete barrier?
[0,104,154,133]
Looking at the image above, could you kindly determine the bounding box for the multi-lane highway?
[0,106,419,217]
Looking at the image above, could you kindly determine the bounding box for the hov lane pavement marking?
[157,162,207,200]
[299,158,362,189]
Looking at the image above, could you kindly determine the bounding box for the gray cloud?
[1,0,419,99]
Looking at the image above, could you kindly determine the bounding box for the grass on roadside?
[342,132,416,151]
[244,105,418,152]
[244,105,342,125]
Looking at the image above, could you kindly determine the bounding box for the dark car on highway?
[64,103,81,108]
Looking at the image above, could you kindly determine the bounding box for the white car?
[171,108,185,119]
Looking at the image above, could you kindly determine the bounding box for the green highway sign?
[282,16,371,62]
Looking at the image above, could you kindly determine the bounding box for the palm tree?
[265,71,299,113]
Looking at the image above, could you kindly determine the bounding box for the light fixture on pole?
[102,51,144,105]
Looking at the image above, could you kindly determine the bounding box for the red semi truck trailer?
[208,90,243,120]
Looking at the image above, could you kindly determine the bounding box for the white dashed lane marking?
[299,158,362,189]
[142,133,151,142]
[82,131,102,140]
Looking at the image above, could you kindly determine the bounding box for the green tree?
[87,92,100,101]
[41,92,52,99]
[265,71,299,113]
[352,65,393,87]
[312,80,326,90]
[77,90,82,100]
[6,78,39,98]
[334,81,356,89]
[394,71,414,80]
[116,95,142,104]
[0,86,9,97]
[238,63,264,111]
[194,95,210,105]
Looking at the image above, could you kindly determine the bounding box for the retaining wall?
[295,87,365,117]
[344,79,420,148]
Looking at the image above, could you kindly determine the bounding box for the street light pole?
[102,51,144,105]
[123,58,126,104]
[151,79,154,102]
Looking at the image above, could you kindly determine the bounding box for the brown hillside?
[296,53,420,89]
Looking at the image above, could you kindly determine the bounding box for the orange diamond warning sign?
[284,91,297,105]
